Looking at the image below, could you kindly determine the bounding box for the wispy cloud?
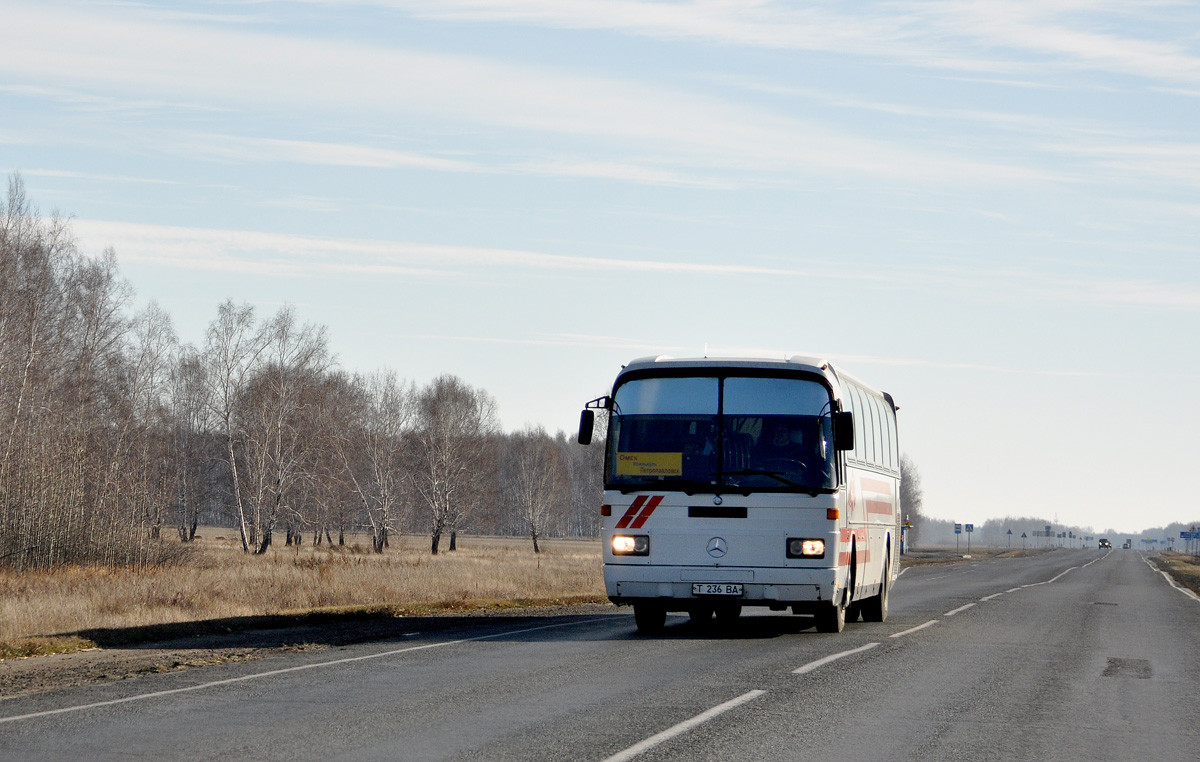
[828,352,1116,378]
[178,134,481,173]
[398,332,688,352]
[19,168,182,186]
[329,0,1200,85]
[0,2,1055,188]
[69,218,822,279]
[70,218,1200,312]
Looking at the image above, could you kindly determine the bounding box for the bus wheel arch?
[846,542,862,623]
[862,539,890,623]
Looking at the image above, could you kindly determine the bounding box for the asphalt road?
[3,549,1199,761]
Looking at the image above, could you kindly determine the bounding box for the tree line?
[0,175,603,570]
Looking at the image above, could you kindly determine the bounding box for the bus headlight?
[612,535,649,556]
[787,538,825,558]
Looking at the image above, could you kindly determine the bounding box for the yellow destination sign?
[615,452,683,477]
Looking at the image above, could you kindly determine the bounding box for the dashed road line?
[793,642,880,674]
[944,603,975,617]
[0,619,595,725]
[889,620,938,638]
[600,690,767,762]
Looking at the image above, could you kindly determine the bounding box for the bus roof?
[616,355,895,409]
[622,354,830,373]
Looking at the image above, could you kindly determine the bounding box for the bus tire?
[814,598,846,633]
[633,603,666,634]
[862,558,890,623]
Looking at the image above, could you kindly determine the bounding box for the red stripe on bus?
[865,499,893,515]
[615,496,647,529]
[838,550,874,566]
[861,477,895,495]
[629,495,663,529]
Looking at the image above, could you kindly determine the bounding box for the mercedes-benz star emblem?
[707,537,728,558]
[712,495,723,505]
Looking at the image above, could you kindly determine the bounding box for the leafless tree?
[333,371,416,553]
[124,301,179,540]
[411,375,499,554]
[170,346,210,542]
[202,299,266,553]
[502,425,569,553]
[0,174,158,568]
[900,453,924,547]
[558,416,606,537]
[237,306,331,554]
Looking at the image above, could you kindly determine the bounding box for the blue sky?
[4,1,1198,534]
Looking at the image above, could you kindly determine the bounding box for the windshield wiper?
[721,469,804,489]
[617,479,716,495]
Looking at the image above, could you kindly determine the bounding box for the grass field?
[899,546,1055,565]
[1152,551,1200,595]
[0,532,605,659]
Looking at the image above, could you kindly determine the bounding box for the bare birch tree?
[502,425,568,553]
[333,371,415,552]
[202,300,265,553]
[170,346,210,542]
[900,454,924,547]
[237,306,331,554]
[411,375,499,554]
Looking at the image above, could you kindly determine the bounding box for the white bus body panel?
[599,355,900,615]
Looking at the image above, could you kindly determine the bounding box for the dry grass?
[900,546,1055,566]
[0,533,605,656]
[1153,551,1200,595]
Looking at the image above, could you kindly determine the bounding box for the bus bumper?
[604,564,839,609]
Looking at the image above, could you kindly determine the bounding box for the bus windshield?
[607,375,835,493]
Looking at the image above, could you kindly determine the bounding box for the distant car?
[1099,538,1111,549]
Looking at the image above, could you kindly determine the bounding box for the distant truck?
[1123,539,1133,549]
[1098,538,1111,549]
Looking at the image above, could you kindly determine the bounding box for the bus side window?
[869,395,882,468]
[846,387,862,463]
[878,396,888,468]
[883,404,896,471]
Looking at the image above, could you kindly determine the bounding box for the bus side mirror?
[578,409,595,445]
[834,411,854,451]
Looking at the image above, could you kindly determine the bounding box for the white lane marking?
[889,620,938,638]
[944,603,975,617]
[601,690,767,762]
[793,642,880,675]
[897,567,909,578]
[0,619,593,725]
[1023,566,1078,588]
[979,592,1005,602]
[1006,587,1022,593]
[1144,557,1200,602]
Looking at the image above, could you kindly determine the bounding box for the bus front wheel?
[862,558,890,623]
[633,603,666,634]
[814,598,846,633]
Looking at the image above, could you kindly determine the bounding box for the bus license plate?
[692,583,743,596]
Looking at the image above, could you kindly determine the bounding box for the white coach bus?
[578,355,900,634]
